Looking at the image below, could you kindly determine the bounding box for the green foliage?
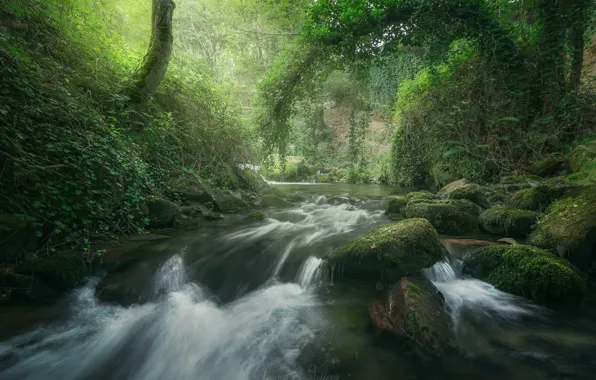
[0,0,253,257]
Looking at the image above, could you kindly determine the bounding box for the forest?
[1,0,596,379]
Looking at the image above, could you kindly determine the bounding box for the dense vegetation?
[257,0,596,187]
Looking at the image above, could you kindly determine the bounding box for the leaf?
[499,116,519,123]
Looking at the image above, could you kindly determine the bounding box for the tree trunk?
[128,0,176,108]
[568,0,589,93]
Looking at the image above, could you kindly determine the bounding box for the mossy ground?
[464,245,585,308]
[479,206,538,237]
[333,219,443,284]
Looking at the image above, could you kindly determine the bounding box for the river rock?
[440,182,490,209]
[369,276,451,359]
[246,211,267,222]
[529,153,568,177]
[404,199,479,235]
[16,253,87,292]
[262,194,294,208]
[569,141,596,172]
[438,179,467,196]
[147,198,182,227]
[497,238,518,245]
[463,244,585,308]
[479,206,538,238]
[385,197,408,220]
[331,219,443,284]
[529,188,596,271]
[505,184,565,212]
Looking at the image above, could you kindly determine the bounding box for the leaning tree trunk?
[128,0,176,108]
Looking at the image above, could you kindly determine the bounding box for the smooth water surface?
[1,184,596,380]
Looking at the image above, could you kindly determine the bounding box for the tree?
[128,0,176,108]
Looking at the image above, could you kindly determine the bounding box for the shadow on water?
[1,184,596,380]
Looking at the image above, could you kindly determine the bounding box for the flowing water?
[1,183,596,380]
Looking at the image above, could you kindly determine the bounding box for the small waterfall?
[296,257,324,288]
[426,248,541,331]
[273,241,296,277]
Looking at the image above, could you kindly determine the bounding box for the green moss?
[385,197,408,217]
[30,254,87,291]
[500,175,542,184]
[569,143,596,173]
[445,184,490,209]
[405,200,479,234]
[479,206,538,237]
[505,185,564,212]
[528,189,596,268]
[405,191,439,202]
[464,245,585,308]
[246,211,267,222]
[529,153,567,177]
[332,219,443,284]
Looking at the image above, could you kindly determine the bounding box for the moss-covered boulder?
[529,153,568,177]
[528,189,596,271]
[404,200,479,234]
[385,197,408,220]
[499,175,542,185]
[246,211,267,222]
[406,191,439,202]
[331,219,443,284]
[438,179,467,196]
[369,276,451,359]
[211,190,249,213]
[147,198,182,227]
[479,206,538,238]
[442,184,490,209]
[463,245,585,308]
[569,142,596,173]
[234,167,268,192]
[169,175,215,204]
[505,184,564,212]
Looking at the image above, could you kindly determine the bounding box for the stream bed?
[1,183,596,380]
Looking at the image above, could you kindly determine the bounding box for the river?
[1,183,596,379]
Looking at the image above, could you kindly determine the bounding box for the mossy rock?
[234,167,268,192]
[26,254,87,292]
[505,185,564,212]
[479,206,538,238]
[443,184,490,209]
[369,276,451,359]
[405,191,439,202]
[404,200,479,235]
[262,194,294,208]
[569,142,596,173]
[438,179,467,196]
[385,197,408,219]
[529,153,568,177]
[147,198,182,227]
[463,245,585,308]
[211,190,249,213]
[528,188,596,271]
[499,175,542,185]
[246,211,267,222]
[485,186,510,206]
[315,173,335,183]
[169,175,215,204]
[331,219,443,284]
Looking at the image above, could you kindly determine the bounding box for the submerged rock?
[528,188,596,271]
[147,198,182,227]
[369,276,451,359]
[331,219,443,284]
[479,206,538,238]
[404,199,479,235]
[463,244,585,308]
